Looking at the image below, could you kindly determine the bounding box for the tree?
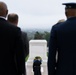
[34,31,44,39]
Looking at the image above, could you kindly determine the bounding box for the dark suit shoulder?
[0,19,21,39]
[22,31,27,35]
[7,22,21,32]
[6,21,21,35]
[0,18,21,32]
[21,31,28,39]
[53,22,65,28]
[51,21,67,32]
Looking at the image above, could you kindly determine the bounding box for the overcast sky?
[1,0,76,30]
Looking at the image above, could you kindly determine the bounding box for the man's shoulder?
[3,22,21,35]
[22,31,27,34]
[52,21,66,30]
[21,31,27,36]
[0,19,20,32]
[7,22,21,31]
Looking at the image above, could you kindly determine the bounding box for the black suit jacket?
[0,18,25,75]
[48,17,76,75]
[21,32,29,58]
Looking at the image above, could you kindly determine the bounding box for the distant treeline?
[23,29,50,46]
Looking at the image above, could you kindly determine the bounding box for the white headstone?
[28,40,47,61]
[26,40,48,75]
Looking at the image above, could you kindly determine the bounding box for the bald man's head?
[0,1,8,17]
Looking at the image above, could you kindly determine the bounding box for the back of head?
[0,1,8,17]
[7,13,18,26]
[62,2,76,18]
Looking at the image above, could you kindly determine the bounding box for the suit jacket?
[48,17,76,75]
[0,18,25,75]
[21,32,29,58]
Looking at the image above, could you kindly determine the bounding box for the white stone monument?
[26,40,48,75]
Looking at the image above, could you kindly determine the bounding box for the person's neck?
[67,15,76,19]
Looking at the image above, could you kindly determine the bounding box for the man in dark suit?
[7,13,29,59]
[48,2,76,75]
[33,56,42,75]
[7,13,29,75]
[0,1,25,75]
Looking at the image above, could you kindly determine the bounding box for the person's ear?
[65,9,68,18]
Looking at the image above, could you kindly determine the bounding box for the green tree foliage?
[34,31,50,46]
[43,31,50,46]
[34,31,44,39]
[43,31,50,42]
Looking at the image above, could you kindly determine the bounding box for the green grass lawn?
[25,55,29,62]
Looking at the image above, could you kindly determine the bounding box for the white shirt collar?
[0,16,6,20]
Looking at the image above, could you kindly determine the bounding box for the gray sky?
[1,0,76,30]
